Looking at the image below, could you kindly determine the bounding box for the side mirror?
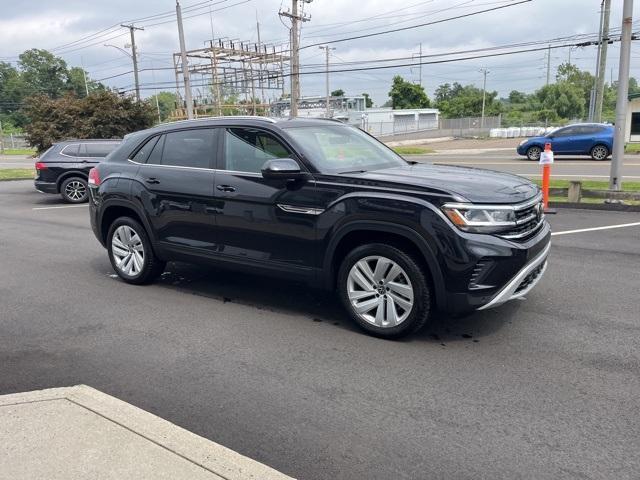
[261,158,305,180]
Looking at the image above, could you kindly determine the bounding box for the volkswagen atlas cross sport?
[35,139,121,203]
[88,117,550,338]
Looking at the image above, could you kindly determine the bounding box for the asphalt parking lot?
[1,179,639,480]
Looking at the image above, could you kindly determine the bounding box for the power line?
[300,0,532,49]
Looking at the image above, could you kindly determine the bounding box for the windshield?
[282,124,407,174]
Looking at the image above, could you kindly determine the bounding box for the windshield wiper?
[338,169,368,174]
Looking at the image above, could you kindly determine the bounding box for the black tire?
[590,144,609,161]
[60,176,89,203]
[526,146,542,161]
[106,216,165,285]
[337,243,431,339]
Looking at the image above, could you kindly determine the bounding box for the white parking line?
[552,222,640,236]
[32,204,89,211]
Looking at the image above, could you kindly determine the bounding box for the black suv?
[35,139,121,203]
[89,117,550,338]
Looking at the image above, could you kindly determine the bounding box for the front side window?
[161,129,216,169]
[223,128,290,173]
[282,124,406,174]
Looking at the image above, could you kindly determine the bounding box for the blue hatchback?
[516,123,614,161]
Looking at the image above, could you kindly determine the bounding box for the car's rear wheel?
[337,244,431,338]
[590,144,609,161]
[107,217,165,285]
[526,146,542,161]
[60,177,88,203]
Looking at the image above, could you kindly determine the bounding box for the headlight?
[441,203,517,233]
[519,139,527,146]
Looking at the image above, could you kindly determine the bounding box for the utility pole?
[280,0,311,117]
[589,2,606,121]
[595,0,611,123]
[80,56,89,97]
[610,0,633,192]
[480,68,489,129]
[418,43,423,87]
[176,1,194,119]
[120,23,144,102]
[546,44,551,86]
[256,16,266,107]
[319,45,335,118]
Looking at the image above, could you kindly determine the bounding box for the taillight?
[88,167,101,186]
[35,161,47,171]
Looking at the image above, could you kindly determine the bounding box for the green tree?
[331,89,345,97]
[508,90,528,104]
[66,67,103,98]
[18,49,69,98]
[536,81,585,119]
[0,62,26,114]
[23,90,155,152]
[361,92,373,108]
[388,75,430,109]
[434,82,499,117]
[148,91,177,121]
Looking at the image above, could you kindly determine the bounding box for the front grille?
[515,261,546,293]
[498,200,544,241]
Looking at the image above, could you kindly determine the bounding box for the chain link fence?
[0,134,29,150]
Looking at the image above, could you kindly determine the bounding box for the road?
[1,180,639,479]
[411,150,640,181]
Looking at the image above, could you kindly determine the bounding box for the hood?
[352,163,539,204]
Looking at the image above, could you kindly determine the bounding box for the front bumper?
[477,240,550,310]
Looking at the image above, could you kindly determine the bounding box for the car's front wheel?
[337,244,431,338]
[107,217,165,285]
[590,144,609,161]
[60,177,89,203]
[526,146,542,161]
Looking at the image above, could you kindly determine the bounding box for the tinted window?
[147,135,165,165]
[224,128,290,173]
[631,113,640,135]
[83,143,119,158]
[61,144,79,157]
[580,125,602,134]
[553,127,577,137]
[161,129,216,169]
[132,136,160,163]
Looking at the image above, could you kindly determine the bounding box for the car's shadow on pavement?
[142,261,512,344]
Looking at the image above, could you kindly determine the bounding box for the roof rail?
[157,115,276,127]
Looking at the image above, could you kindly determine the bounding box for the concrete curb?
[549,201,640,212]
[0,385,294,480]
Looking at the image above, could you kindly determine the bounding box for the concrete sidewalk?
[0,385,294,480]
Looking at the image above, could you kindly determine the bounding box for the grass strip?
[392,146,435,155]
[0,168,34,181]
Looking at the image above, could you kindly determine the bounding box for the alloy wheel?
[347,255,414,328]
[111,225,145,277]
[527,147,541,161]
[592,145,608,160]
[64,180,87,201]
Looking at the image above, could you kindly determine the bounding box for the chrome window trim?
[127,159,214,172]
[60,142,120,159]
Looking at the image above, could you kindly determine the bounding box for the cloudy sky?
[0,0,638,106]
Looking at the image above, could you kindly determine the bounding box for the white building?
[626,92,640,143]
[351,108,440,137]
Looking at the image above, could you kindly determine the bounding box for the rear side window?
[83,143,119,158]
[131,136,160,163]
[160,129,216,169]
[61,144,79,157]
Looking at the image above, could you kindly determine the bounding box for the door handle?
[216,185,236,192]
[145,177,160,184]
